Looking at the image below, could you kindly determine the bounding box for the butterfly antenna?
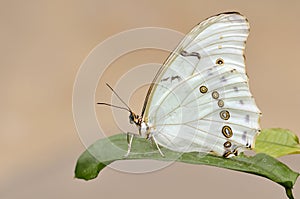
[97,102,130,112]
[98,83,131,112]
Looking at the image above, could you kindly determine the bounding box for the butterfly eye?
[129,114,134,124]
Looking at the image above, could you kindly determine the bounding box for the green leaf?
[254,128,300,158]
[75,133,299,199]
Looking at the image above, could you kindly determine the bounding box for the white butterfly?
[100,12,261,158]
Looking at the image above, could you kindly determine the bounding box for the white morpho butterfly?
[98,12,261,158]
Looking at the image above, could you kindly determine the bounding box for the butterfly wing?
[143,12,261,157]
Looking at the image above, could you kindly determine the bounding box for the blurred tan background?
[1,0,300,198]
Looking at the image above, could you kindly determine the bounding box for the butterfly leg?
[151,135,165,157]
[124,132,138,157]
[125,132,165,157]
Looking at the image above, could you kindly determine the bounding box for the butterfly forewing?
[143,12,261,157]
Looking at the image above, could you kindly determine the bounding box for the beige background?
[1,0,300,198]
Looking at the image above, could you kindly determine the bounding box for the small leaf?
[254,128,300,157]
[75,133,299,199]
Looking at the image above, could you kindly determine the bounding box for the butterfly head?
[129,111,141,126]
[129,111,141,125]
